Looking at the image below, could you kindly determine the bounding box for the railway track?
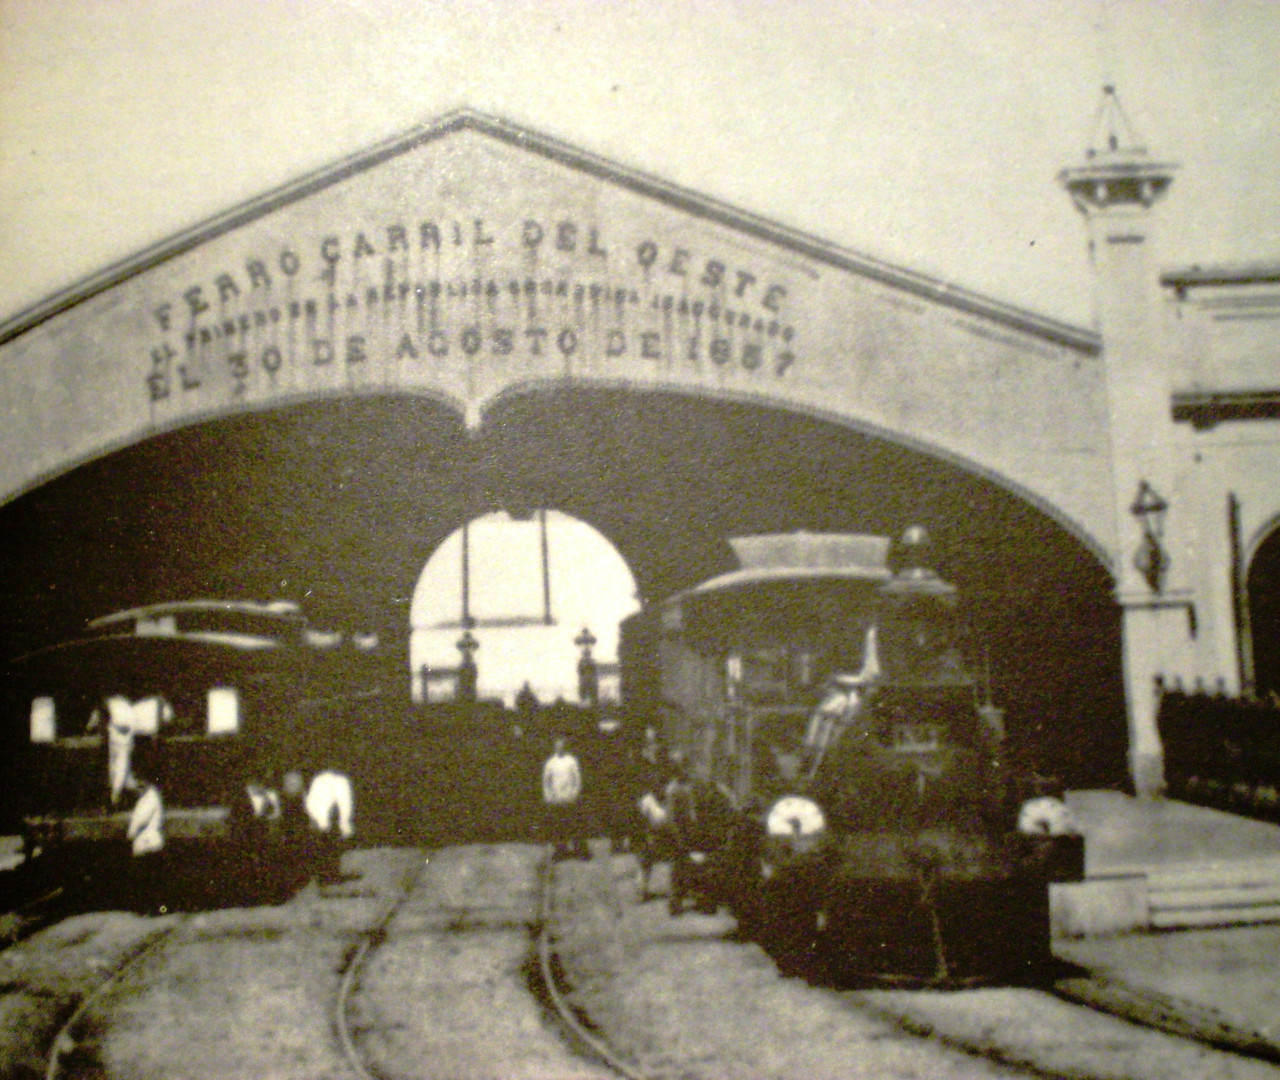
[548,849,1280,1080]
[835,981,1280,1080]
[337,844,620,1080]
[1052,973,1280,1067]
[334,854,432,1080]
[9,846,621,1080]
[43,919,182,1080]
[14,850,425,1080]
[339,845,643,1080]
[9,844,1280,1080]
[535,852,649,1080]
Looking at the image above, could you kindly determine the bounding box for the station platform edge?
[1055,790,1280,937]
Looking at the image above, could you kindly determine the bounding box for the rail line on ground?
[1052,972,1280,1066]
[334,854,433,1080]
[44,919,182,1080]
[537,850,649,1080]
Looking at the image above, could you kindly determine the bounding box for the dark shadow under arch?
[0,385,1126,787]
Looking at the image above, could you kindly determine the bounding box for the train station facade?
[0,100,1276,796]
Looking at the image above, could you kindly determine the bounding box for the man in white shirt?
[123,762,167,915]
[542,738,584,859]
[305,769,354,885]
[105,695,137,804]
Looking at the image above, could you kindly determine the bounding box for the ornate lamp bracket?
[1130,480,1169,593]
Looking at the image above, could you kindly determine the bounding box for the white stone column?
[1059,87,1179,796]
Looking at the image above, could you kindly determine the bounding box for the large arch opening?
[0,385,1125,790]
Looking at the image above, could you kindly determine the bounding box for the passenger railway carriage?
[2,600,373,886]
[619,530,1084,984]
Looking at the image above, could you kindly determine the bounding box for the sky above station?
[1,0,1279,332]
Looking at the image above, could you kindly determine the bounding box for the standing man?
[541,737,584,860]
[103,695,137,805]
[664,752,698,914]
[304,769,355,885]
[124,750,167,915]
[664,751,732,916]
[633,726,671,899]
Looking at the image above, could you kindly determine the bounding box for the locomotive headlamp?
[1017,795,1078,837]
[764,795,827,860]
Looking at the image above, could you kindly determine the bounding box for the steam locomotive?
[618,529,1083,984]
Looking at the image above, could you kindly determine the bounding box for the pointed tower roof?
[1087,84,1147,159]
[1059,85,1176,213]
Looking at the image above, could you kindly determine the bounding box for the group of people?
[96,692,356,912]
[634,730,734,915]
[540,725,731,916]
[104,690,715,915]
[235,765,356,893]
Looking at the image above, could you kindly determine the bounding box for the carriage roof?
[673,532,893,603]
[86,598,305,632]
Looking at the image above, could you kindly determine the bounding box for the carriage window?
[725,654,743,702]
[30,697,55,743]
[207,686,240,734]
[131,695,174,735]
[32,693,100,742]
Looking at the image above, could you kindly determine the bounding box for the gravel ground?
[1057,924,1280,1048]
[353,843,617,1080]
[550,849,1280,1080]
[0,909,160,1077]
[854,984,1280,1080]
[9,844,1278,1080]
[95,847,423,1079]
[550,851,1021,1080]
[3,845,611,1080]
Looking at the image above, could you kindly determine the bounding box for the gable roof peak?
[0,106,1096,354]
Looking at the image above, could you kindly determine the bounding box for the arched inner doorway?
[408,509,640,705]
[1247,525,1280,697]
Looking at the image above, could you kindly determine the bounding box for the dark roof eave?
[1172,388,1280,428]
[0,108,1099,355]
[1162,264,1280,291]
